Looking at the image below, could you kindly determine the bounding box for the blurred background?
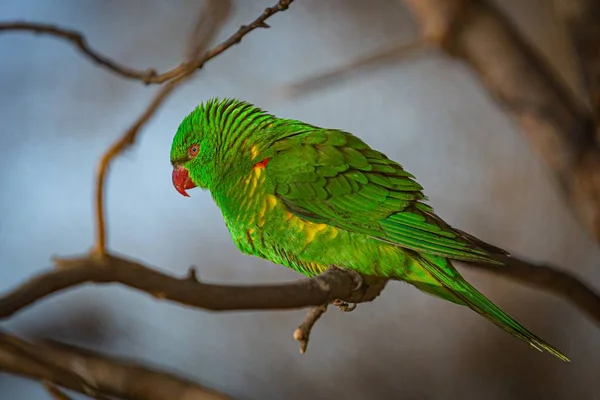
[1,0,599,399]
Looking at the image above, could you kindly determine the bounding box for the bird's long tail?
[410,253,570,361]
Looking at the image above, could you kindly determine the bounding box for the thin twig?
[186,0,233,61]
[93,81,182,255]
[274,40,427,99]
[0,1,292,85]
[0,332,232,400]
[43,382,74,400]
[0,22,159,83]
[92,0,295,255]
[293,304,328,353]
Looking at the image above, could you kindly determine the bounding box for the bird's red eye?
[188,144,199,157]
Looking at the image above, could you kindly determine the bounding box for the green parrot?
[170,98,568,361]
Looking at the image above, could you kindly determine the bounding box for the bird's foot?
[327,265,366,312]
[332,299,357,312]
[328,265,364,291]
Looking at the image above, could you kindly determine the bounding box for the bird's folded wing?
[265,128,505,264]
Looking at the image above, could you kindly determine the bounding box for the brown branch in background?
[0,332,232,400]
[293,304,328,353]
[0,22,160,83]
[93,0,295,255]
[93,82,184,255]
[553,0,600,143]
[463,256,600,326]
[275,0,600,242]
[186,0,233,61]
[0,0,292,86]
[274,40,427,99]
[43,382,74,400]
[399,0,600,243]
[270,3,600,245]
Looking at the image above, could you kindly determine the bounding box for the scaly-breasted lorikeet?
[170,98,568,361]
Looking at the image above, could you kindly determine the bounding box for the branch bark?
[0,254,366,318]
[0,331,232,400]
[93,0,295,256]
[274,40,428,99]
[0,22,160,83]
[0,0,289,86]
[0,252,597,326]
[553,0,600,143]
[401,0,600,243]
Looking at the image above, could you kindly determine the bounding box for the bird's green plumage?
[170,98,569,361]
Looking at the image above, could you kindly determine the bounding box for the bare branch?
[274,40,427,99]
[293,304,328,353]
[553,0,600,142]
[0,254,361,318]
[463,255,600,325]
[0,332,232,400]
[400,0,600,243]
[0,252,597,328]
[186,0,233,61]
[92,0,295,255]
[0,22,159,83]
[0,0,291,86]
[43,382,74,400]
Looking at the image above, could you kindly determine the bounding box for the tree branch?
[0,252,598,327]
[553,0,600,143]
[0,22,159,83]
[44,381,72,400]
[0,254,362,318]
[463,256,600,325]
[293,304,328,353]
[273,40,428,99]
[92,0,295,255]
[0,0,291,86]
[0,331,232,400]
[400,0,600,243]
[43,382,74,400]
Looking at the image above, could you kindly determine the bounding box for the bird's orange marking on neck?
[253,158,270,169]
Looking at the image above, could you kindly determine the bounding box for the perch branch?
[0,331,232,400]
[293,304,328,353]
[553,0,600,143]
[0,254,361,318]
[0,252,598,325]
[93,0,295,255]
[399,0,600,242]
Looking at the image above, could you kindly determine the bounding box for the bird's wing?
[264,128,507,264]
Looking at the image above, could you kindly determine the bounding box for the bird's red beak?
[172,166,196,197]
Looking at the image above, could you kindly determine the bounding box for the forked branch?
[92,0,295,255]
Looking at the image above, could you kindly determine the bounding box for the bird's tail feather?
[412,253,569,362]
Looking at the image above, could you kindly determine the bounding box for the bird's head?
[169,103,216,197]
[170,98,272,197]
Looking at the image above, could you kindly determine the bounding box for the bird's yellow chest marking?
[285,212,338,244]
